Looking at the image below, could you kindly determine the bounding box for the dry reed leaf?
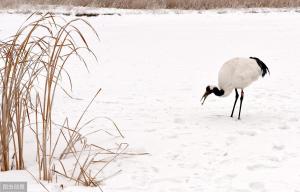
[0,12,146,188]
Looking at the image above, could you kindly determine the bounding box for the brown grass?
[0,12,99,177]
[2,0,300,9]
[0,13,137,188]
[0,12,154,191]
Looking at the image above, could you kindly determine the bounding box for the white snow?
[1,9,300,192]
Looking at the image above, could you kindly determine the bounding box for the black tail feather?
[249,57,270,77]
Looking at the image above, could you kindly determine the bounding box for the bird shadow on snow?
[203,111,277,126]
[206,115,243,124]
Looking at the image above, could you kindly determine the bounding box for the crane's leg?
[230,89,239,117]
[238,89,244,120]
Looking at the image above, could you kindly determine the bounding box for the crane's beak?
[200,91,210,105]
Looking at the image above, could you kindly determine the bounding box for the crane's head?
[200,85,214,105]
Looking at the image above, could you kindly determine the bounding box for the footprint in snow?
[146,129,156,132]
[172,154,179,160]
[249,182,265,192]
[151,166,159,173]
[237,130,257,136]
[174,117,185,124]
[272,144,285,151]
[278,124,290,130]
[247,164,277,171]
[167,134,178,139]
[268,155,284,162]
[226,174,237,179]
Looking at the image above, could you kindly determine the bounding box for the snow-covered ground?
[1,9,300,192]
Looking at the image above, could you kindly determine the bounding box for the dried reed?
[2,0,300,9]
[0,12,145,188]
[0,13,99,179]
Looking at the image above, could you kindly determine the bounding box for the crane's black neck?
[212,87,225,96]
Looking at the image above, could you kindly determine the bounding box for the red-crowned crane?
[201,57,270,120]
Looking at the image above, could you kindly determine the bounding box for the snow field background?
[0,10,300,192]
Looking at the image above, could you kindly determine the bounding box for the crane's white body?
[218,57,262,96]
